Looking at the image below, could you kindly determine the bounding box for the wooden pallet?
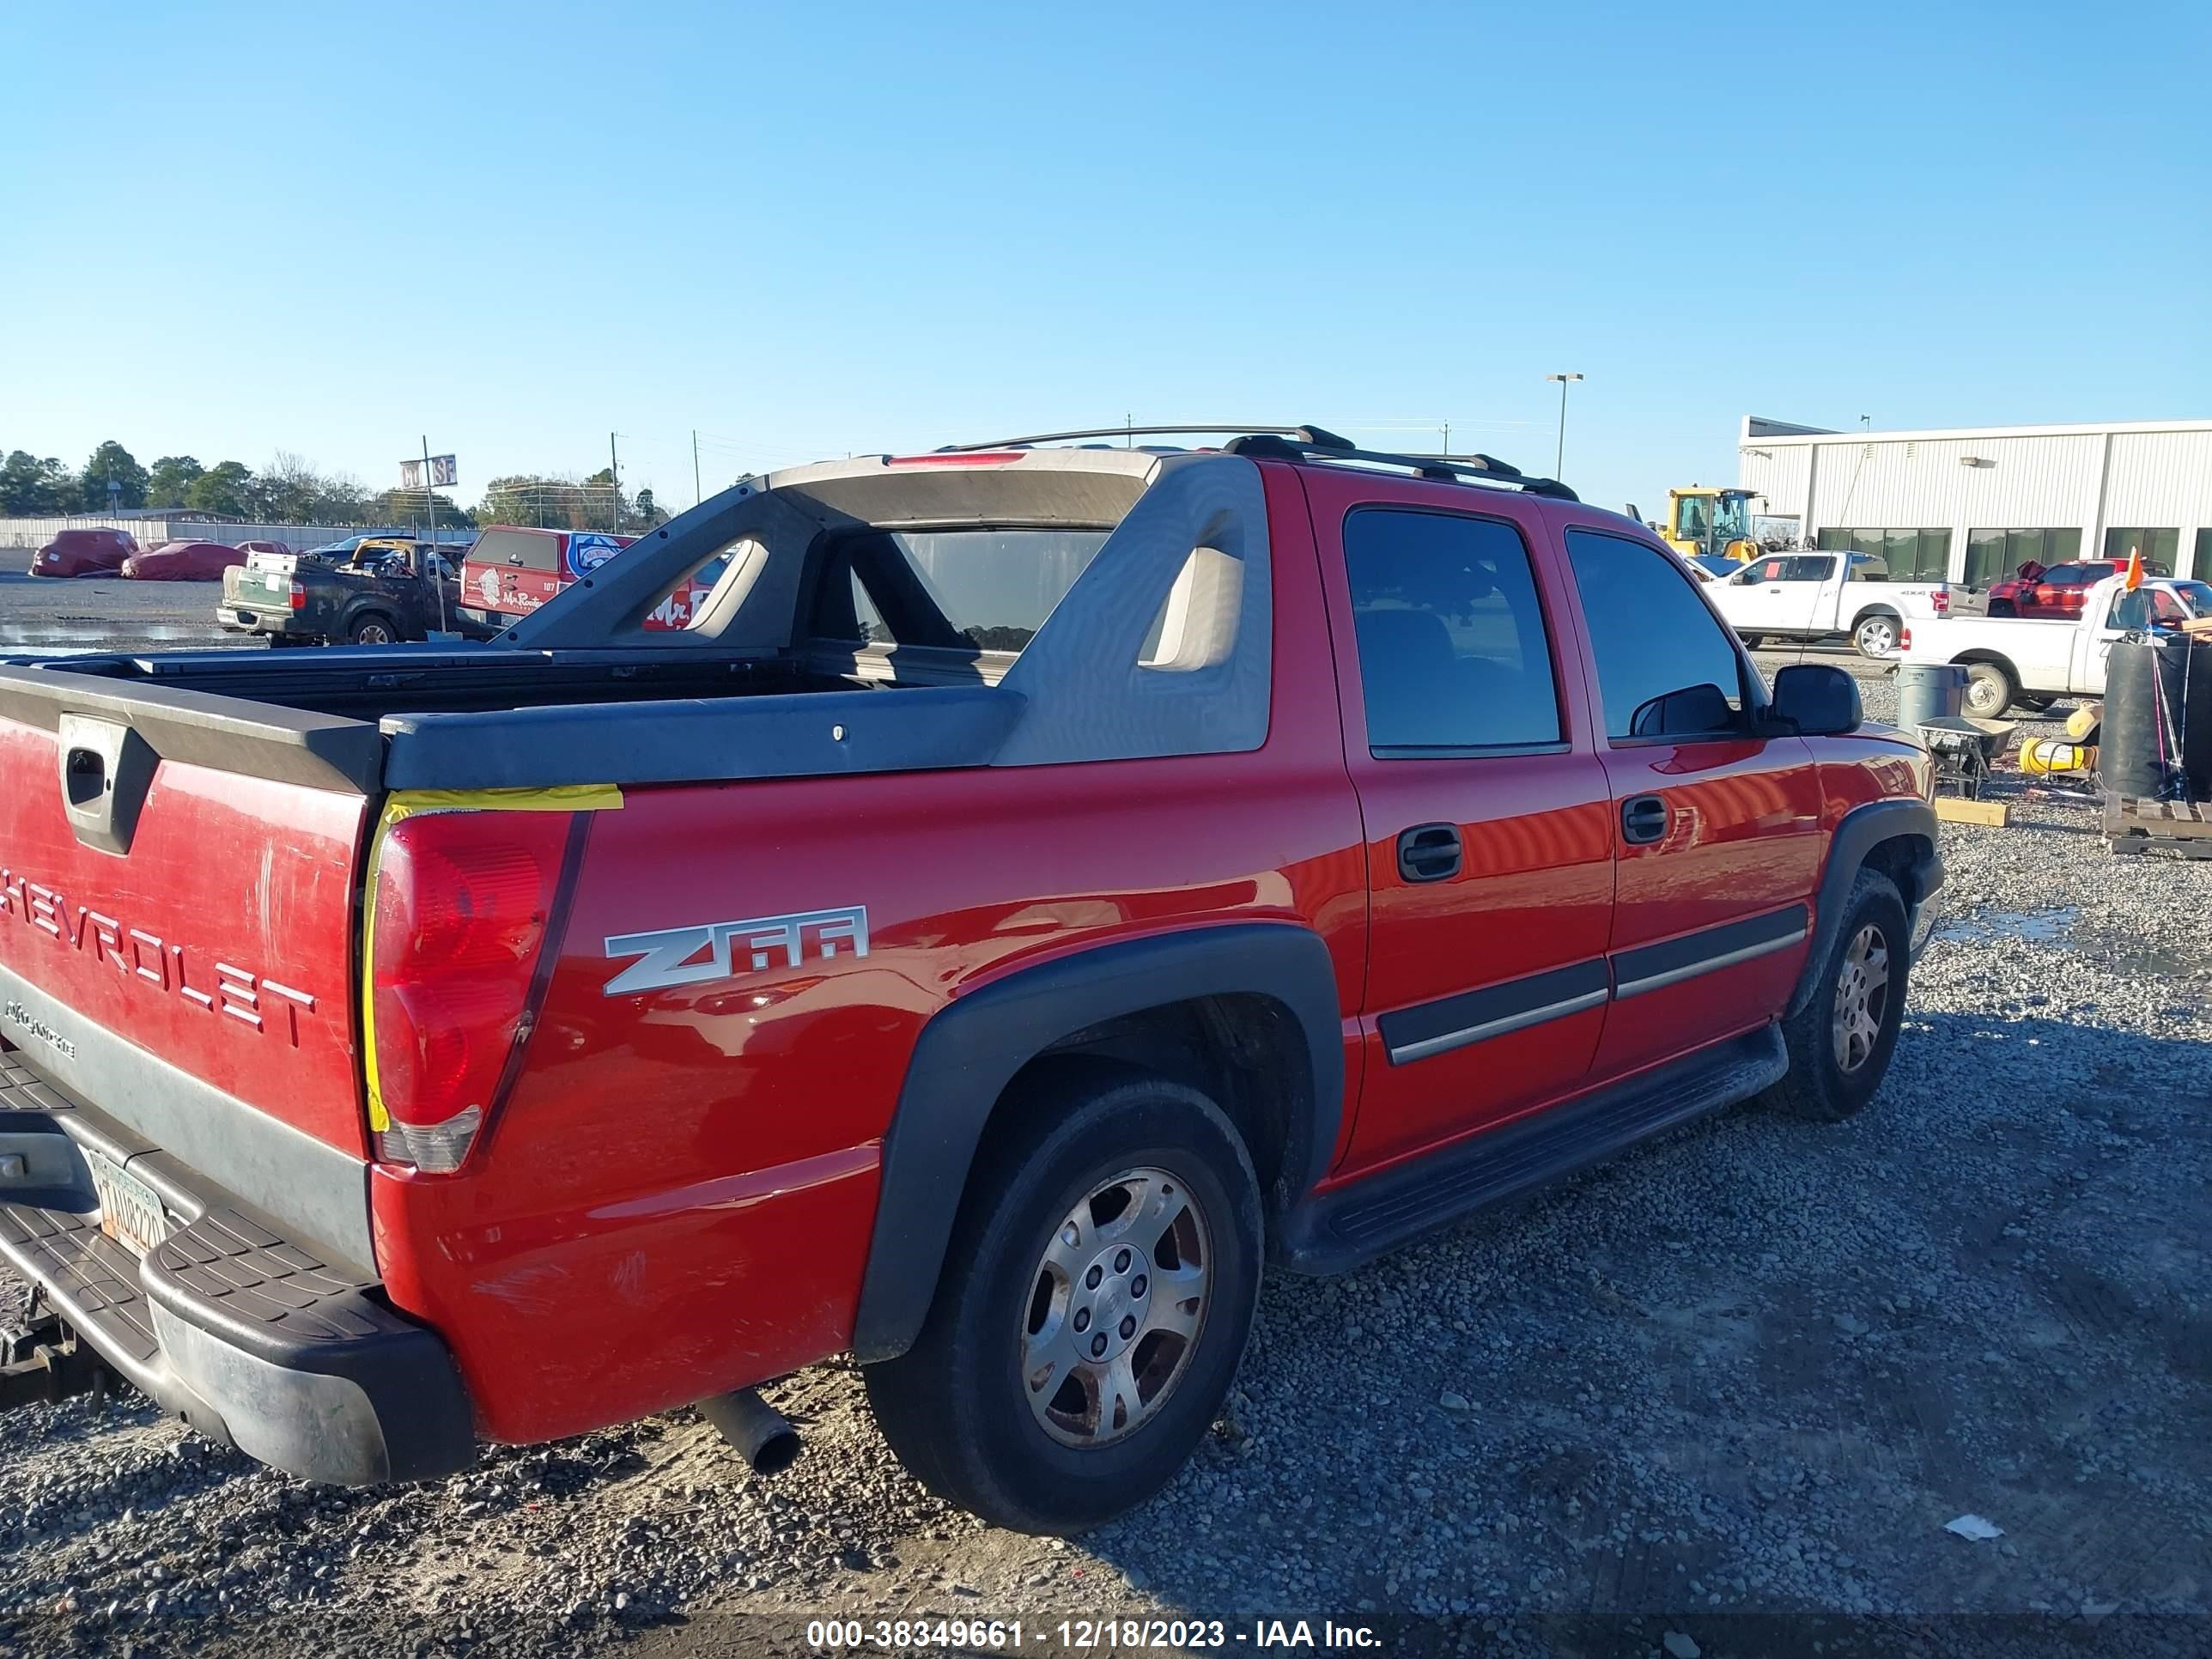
[2105,796,2212,858]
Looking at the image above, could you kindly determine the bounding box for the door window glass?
[1565,529,1746,741]
[1342,508,1563,752]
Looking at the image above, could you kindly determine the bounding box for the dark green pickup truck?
[218,538,490,646]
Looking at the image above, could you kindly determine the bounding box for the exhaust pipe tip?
[698,1387,802,1475]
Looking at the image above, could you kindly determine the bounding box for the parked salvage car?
[1706,550,1985,658]
[121,540,248,581]
[27,526,138,577]
[1985,558,2172,619]
[457,526,719,633]
[1898,572,2212,715]
[0,426,1940,1535]
[219,538,486,645]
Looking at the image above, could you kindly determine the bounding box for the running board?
[1273,1026,1787,1275]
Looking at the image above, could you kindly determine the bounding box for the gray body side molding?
[850,923,1343,1364]
[1786,798,1943,1018]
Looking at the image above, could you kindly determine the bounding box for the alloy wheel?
[1019,1166,1210,1449]
[1831,922,1891,1073]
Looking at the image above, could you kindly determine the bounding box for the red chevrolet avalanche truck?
[0,428,1940,1534]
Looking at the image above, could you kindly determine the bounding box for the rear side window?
[812,528,1110,654]
[1343,508,1562,752]
[1565,528,1746,741]
[467,529,561,574]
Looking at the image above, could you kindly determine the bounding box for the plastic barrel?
[1896,662,1966,731]
[2102,638,2212,799]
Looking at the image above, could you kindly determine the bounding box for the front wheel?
[1851,612,1900,659]
[863,1061,1263,1534]
[1763,867,1909,1122]
[1962,660,2017,718]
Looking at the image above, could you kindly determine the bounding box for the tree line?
[2,440,672,533]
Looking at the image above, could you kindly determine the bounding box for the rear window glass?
[466,529,563,574]
[814,528,1112,653]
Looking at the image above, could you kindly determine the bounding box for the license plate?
[84,1147,172,1257]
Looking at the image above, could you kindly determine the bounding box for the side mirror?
[1730,567,1759,585]
[1769,663,1863,736]
[1630,682,1736,737]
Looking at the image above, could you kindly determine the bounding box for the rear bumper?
[0,1051,474,1485]
[216,605,306,635]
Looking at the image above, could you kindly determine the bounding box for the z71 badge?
[603,906,868,997]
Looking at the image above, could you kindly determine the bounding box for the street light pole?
[1546,373,1583,477]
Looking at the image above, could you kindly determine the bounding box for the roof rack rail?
[1221,433,1578,501]
[933,422,1577,501]
[938,423,1359,453]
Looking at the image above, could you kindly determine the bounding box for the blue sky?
[9,1,2208,517]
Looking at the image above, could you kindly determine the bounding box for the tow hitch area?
[0,1306,114,1412]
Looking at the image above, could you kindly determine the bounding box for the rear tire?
[1851,611,1900,659]
[348,613,398,646]
[863,1060,1262,1534]
[1962,660,2017,718]
[1764,868,1908,1122]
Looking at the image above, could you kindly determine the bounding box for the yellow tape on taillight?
[361,785,622,1135]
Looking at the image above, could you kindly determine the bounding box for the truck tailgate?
[0,671,377,1169]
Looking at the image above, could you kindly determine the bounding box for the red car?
[119,540,248,581]
[0,428,1940,1533]
[1986,558,2170,617]
[27,526,138,577]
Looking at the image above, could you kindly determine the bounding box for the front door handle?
[1621,794,1668,845]
[1396,823,1462,883]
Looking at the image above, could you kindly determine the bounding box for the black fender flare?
[1786,799,1942,1018]
[850,922,1343,1363]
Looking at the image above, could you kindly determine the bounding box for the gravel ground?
[3,639,2207,1658]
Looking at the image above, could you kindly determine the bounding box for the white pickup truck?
[1894,573,2212,717]
[1705,550,1985,659]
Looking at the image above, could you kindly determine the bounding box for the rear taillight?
[289,579,306,611]
[1899,625,1912,650]
[1931,590,1949,614]
[367,810,572,1173]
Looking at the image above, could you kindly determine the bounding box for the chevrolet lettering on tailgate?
[0,866,319,1042]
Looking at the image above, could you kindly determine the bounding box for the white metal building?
[1736,415,2212,586]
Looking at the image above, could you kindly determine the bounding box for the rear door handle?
[1621,794,1668,845]
[1396,823,1462,883]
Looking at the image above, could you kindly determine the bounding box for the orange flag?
[2125,544,2145,590]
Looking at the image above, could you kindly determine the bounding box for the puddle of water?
[0,623,214,649]
[1934,906,2081,946]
